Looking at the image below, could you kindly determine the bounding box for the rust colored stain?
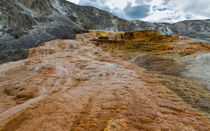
[0,33,209,131]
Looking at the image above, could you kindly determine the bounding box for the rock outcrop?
[0,0,134,64]
[0,0,210,64]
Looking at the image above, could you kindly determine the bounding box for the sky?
[67,0,210,23]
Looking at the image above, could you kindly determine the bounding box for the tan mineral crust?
[0,30,209,130]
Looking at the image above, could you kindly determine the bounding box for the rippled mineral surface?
[0,31,209,130]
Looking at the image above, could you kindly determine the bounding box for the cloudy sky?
[67,0,210,23]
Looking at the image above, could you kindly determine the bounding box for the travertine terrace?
[0,31,209,130]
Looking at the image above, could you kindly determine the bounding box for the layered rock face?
[0,32,209,130]
[0,0,210,64]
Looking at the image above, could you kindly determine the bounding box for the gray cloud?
[124,3,150,19]
[78,0,151,20]
[162,0,170,5]
[152,6,169,11]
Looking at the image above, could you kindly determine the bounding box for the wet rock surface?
[93,30,210,114]
[1,0,210,64]
[132,55,185,76]
[0,33,209,130]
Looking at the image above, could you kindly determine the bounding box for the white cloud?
[68,0,80,4]
[105,0,136,10]
[166,0,210,18]
[67,0,210,22]
[144,0,209,22]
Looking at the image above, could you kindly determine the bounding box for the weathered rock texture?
[92,30,210,114]
[0,32,209,130]
[0,0,210,63]
[131,20,210,42]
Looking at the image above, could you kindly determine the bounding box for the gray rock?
[130,20,210,42]
[0,0,87,64]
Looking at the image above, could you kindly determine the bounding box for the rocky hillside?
[0,0,210,64]
[131,20,210,42]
